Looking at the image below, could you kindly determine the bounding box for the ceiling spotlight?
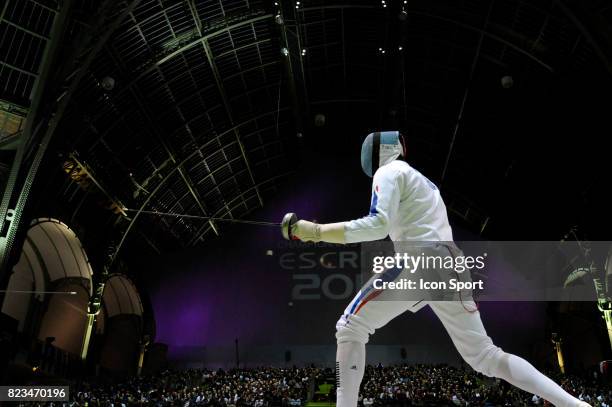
[501,75,514,88]
[281,47,289,56]
[301,49,307,56]
[398,46,403,51]
[101,76,115,91]
[314,113,326,127]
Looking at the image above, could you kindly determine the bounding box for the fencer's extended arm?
[291,220,347,244]
[344,165,401,243]
[291,166,400,244]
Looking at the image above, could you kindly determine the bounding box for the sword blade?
[126,209,280,227]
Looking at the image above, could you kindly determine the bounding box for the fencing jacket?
[345,160,453,243]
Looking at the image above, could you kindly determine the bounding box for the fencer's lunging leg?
[430,301,581,407]
[335,298,417,407]
[494,353,579,407]
[336,342,365,407]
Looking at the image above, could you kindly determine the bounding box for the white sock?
[496,353,578,407]
[336,341,365,407]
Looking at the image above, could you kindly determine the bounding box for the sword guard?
[281,213,298,240]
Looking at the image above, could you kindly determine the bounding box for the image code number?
[1,386,69,401]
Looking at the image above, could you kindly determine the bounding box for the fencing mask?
[360,131,405,177]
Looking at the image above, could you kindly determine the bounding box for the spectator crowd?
[358,364,611,406]
[21,364,612,406]
[69,367,312,406]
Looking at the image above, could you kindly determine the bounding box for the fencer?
[290,131,588,407]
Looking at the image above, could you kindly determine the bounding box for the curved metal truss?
[4,0,612,259]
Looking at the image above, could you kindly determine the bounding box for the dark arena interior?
[2,0,612,405]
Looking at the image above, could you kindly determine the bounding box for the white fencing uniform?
[334,160,582,407]
[345,160,452,243]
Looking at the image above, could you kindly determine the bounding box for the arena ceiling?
[2,0,612,257]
